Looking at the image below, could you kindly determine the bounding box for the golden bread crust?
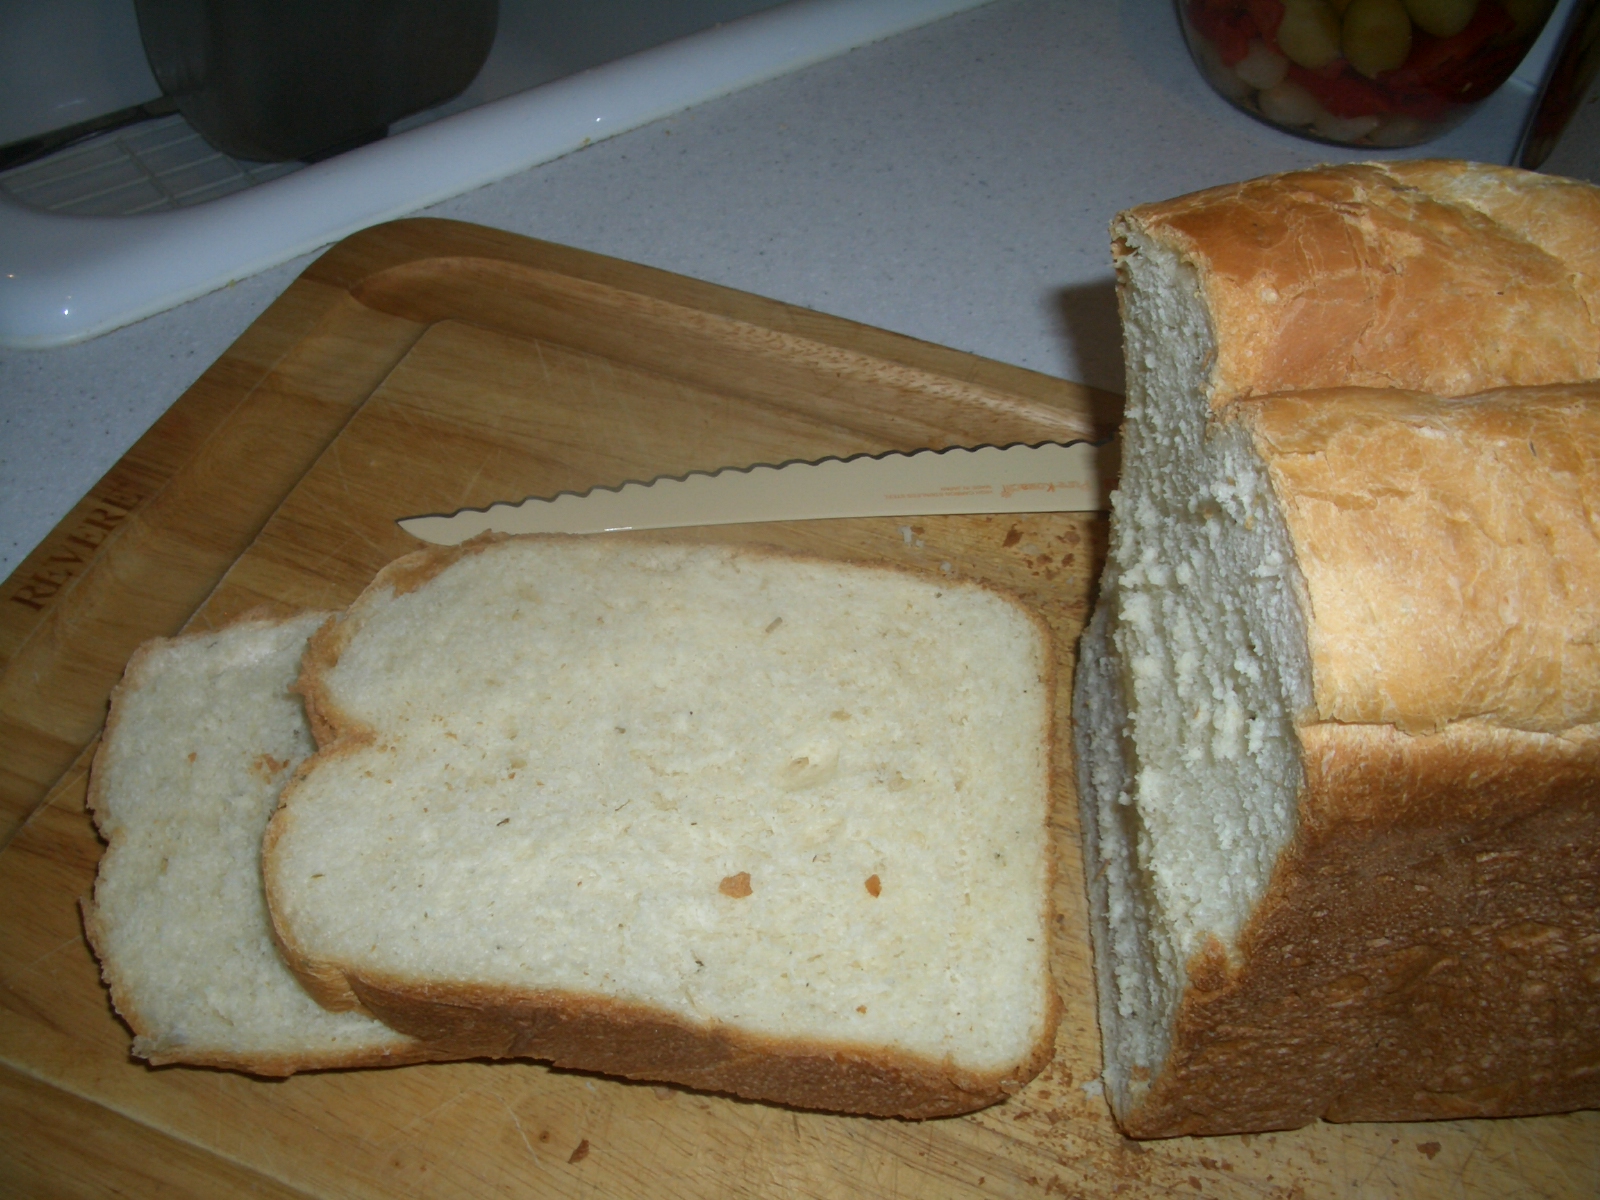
[1237,383,1600,734]
[344,971,1060,1119]
[1377,160,1600,302]
[1114,162,1600,405]
[1124,721,1600,1137]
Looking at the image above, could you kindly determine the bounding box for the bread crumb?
[719,872,753,898]
[856,1005,867,1014]
[779,746,838,790]
[865,874,882,897]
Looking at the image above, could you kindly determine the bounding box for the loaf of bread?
[1075,161,1600,1137]
[84,614,430,1073]
[263,536,1059,1117]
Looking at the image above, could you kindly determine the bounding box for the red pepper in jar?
[1188,0,1287,66]
[1246,0,1288,41]
[1285,61,1401,117]
[1385,1,1521,105]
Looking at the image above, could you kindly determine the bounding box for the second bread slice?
[85,613,428,1074]
[264,536,1058,1117]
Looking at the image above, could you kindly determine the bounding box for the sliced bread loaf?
[264,536,1059,1117]
[1076,162,1600,1136]
[84,614,430,1074]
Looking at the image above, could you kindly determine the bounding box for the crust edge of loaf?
[341,967,1062,1119]
[1101,712,1600,1138]
[1111,160,1600,408]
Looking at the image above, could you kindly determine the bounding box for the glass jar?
[1179,0,1559,147]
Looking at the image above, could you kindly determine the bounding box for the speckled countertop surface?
[4,0,1597,580]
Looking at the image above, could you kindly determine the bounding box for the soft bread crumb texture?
[1080,230,1314,1118]
[267,539,1055,1081]
[85,614,417,1070]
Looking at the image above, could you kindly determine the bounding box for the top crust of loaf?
[1114,162,1600,405]
[1377,161,1600,296]
[1234,383,1600,735]
[268,535,1059,1117]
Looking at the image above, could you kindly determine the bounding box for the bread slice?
[84,614,430,1074]
[1076,162,1600,1137]
[263,536,1059,1117]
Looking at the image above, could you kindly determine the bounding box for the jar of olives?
[1179,0,1559,146]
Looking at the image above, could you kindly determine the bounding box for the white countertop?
[4,0,1597,581]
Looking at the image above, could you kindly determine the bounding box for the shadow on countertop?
[1052,278,1125,435]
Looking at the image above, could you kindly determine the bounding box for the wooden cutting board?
[1,219,1594,1199]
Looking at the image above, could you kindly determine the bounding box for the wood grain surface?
[1,219,1594,1198]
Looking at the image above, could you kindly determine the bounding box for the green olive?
[1342,0,1414,78]
[1278,0,1343,70]
[1401,0,1477,38]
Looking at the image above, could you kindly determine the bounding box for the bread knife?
[397,439,1117,545]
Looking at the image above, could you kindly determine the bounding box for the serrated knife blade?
[397,439,1117,545]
